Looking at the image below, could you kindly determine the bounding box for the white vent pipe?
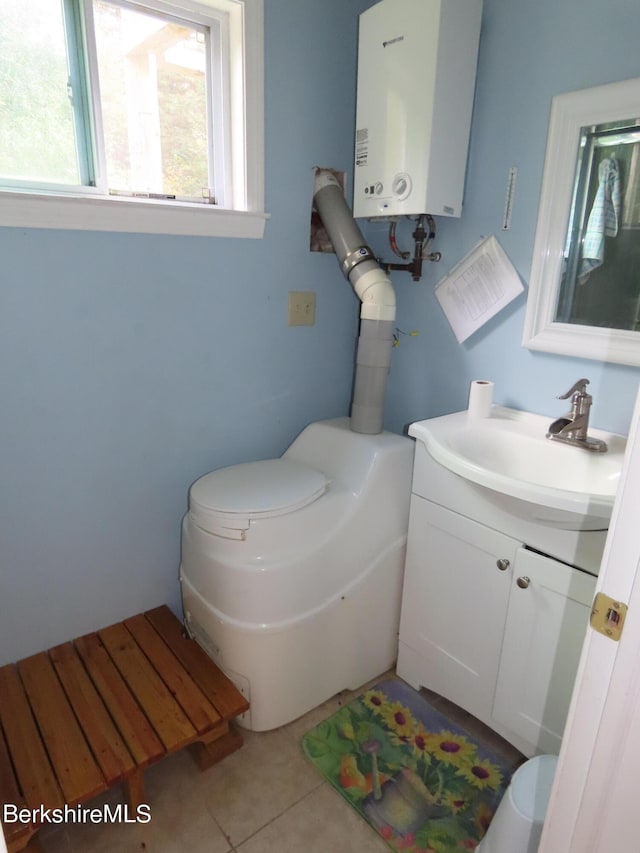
[313,170,396,435]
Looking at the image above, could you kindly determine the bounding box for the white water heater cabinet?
[354,0,483,220]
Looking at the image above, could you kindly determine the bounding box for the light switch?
[288,291,316,326]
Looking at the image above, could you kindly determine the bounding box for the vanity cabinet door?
[492,546,596,755]
[397,497,519,725]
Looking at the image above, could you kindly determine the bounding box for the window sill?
[0,191,269,239]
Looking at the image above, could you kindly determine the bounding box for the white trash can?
[476,754,558,853]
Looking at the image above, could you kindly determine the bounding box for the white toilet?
[477,755,558,853]
[180,417,414,731]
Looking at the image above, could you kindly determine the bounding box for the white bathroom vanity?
[397,407,625,757]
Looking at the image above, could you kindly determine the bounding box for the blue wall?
[377,0,640,436]
[1,0,639,663]
[0,0,365,664]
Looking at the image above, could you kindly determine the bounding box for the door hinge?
[590,592,628,641]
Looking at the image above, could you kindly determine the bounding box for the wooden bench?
[0,606,249,853]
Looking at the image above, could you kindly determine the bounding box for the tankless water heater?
[354,0,483,219]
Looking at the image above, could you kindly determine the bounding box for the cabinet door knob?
[496,558,510,571]
[517,576,531,589]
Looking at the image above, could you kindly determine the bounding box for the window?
[0,0,265,237]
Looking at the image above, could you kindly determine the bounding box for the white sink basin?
[409,406,626,530]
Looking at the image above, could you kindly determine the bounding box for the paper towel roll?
[468,380,494,417]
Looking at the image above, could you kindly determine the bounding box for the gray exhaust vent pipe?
[313,170,396,435]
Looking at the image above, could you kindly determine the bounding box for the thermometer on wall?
[502,166,518,231]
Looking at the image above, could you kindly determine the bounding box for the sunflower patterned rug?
[302,679,520,853]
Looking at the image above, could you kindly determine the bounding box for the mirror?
[523,77,640,366]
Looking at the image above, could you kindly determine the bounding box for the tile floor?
[37,673,525,853]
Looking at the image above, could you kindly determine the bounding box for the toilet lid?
[189,458,329,533]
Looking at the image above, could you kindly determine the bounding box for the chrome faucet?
[546,378,607,452]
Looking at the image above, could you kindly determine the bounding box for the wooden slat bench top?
[0,606,248,853]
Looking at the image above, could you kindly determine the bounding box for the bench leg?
[7,829,41,853]
[189,722,243,771]
[124,768,145,811]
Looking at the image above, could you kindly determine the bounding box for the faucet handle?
[557,378,590,400]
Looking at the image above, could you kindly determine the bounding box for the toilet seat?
[189,458,329,539]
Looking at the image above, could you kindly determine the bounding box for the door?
[540,382,640,852]
[493,547,596,755]
[397,497,518,724]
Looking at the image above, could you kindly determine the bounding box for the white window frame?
[0,0,266,238]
